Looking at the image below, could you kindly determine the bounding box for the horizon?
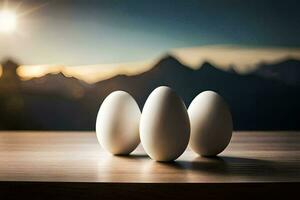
[1,0,300,83]
[1,44,300,83]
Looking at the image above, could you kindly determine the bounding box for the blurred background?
[0,0,299,130]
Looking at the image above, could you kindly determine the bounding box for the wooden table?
[0,131,299,199]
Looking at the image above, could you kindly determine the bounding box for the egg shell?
[188,91,233,157]
[140,86,190,162]
[96,91,141,155]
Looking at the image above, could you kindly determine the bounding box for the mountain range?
[0,56,300,130]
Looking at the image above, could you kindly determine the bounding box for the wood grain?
[0,131,299,183]
[0,131,299,199]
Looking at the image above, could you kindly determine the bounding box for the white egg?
[96,91,141,155]
[188,91,233,157]
[140,86,190,162]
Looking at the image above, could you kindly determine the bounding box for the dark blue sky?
[1,0,300,64]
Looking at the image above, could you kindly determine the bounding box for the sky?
[1,0,300,82]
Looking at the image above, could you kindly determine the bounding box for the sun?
[0,10,17,33]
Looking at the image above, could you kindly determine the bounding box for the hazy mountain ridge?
[22,72,89,99]
[87,55,300,130]
[0,56,300,130]
[254,58,300,86]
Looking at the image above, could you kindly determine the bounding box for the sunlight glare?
[0,65,2,78]
[0,10,17,33]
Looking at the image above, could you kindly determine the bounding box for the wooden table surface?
[0,131,299,199]
[0,131,300,183]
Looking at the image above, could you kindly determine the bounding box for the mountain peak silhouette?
[153,55,185,68]
[254,58,300,86]
[199,61,218,71]
[0,58,21,84]
[1,58,20,69]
